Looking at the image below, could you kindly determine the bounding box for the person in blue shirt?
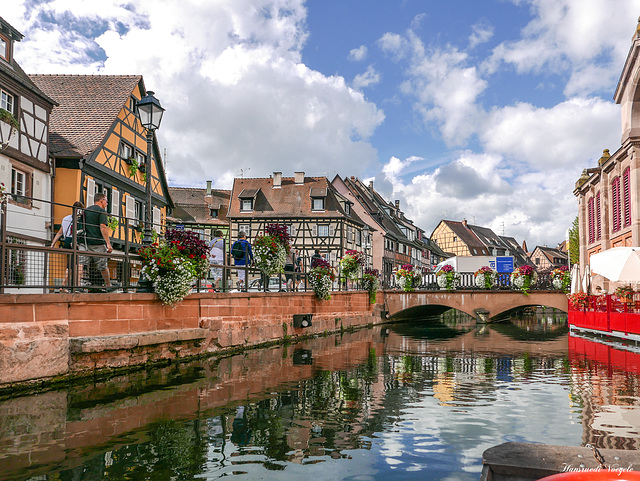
[232,231,253,290]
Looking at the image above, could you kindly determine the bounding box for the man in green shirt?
[82,193,114,290]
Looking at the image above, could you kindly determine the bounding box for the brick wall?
[0,291,384,388]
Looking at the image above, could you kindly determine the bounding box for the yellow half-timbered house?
[29,74,173,253]
[227,172,371,272]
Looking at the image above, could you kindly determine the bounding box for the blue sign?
[496,256,514,273]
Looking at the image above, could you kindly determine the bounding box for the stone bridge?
[380,290,568,321]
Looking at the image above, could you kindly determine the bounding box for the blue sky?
[5,0,640,246]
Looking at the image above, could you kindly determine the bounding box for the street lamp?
[362,224,371,269]
[137,90,164,246]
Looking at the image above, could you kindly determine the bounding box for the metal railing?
[0,196,559,294]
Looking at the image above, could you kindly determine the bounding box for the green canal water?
[2,312,639,481]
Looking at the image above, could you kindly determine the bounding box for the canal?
[1,311,639,481]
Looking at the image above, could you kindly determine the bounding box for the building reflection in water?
[1,310,640,481]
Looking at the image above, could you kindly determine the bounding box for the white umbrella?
[590,247,640,283]
[570,264,582,294]
[582,264,591,294]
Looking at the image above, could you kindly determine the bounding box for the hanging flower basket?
[308,257,334,300]
[362,268,379,303]
[340,250,364,280]
[138,229,209,306]
[436,265,460,290]
[396,264,421,292]
[474,266,497,289]
[615,285,635,303]
[510,265,537,295]
[253,223,291,277]
[550,266,571,293]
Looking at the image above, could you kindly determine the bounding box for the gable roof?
[228,175,364,224]
[437,220,488,253]
[29,74,143,158]
[168,186,230,226]
[533,245,568,264]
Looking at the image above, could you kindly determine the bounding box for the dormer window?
[310,187,327,212]
[345,203,350,215]
[238,188,259,213]
[0,36,6,61]
[129,96,138,114]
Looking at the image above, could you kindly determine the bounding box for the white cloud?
[349,45,367,61]
[352,65,380,90]
[8,0,384,188]
[486,0,638,95]
[469,20,494,48]
[378,32,410,60]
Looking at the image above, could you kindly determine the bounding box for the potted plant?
[138,229,208,306]
[567,292,590,309]
[362,267,379,303]
[340,250,364,280]
[308,257,334,300]
[551,266,571,293]
[396,264,421,292]
[128,157,138,177]
[474,266,497,289]
[107,216,119,232]
[436,264,460,290]
[510,265,537,295]
[0,108,19,130]
[253,223,290,277]
[615,285,635,303]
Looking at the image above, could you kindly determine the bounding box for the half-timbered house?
[227,172,370,272]
[0,17,56,289]
[167,181,231,244]
[29,75,173,252]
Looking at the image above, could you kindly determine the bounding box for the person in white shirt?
[208,229,225,291]
[50,201,85,291]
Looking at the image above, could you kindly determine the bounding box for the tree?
[569,215,579,265]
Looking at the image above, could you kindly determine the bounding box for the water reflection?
[1,312,640,481]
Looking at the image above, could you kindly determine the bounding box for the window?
[210,209,218,218]
[129,96,138,113]
[136,151,146,166]
[612,176,621,232]
[596,192,601,241]
[344,203,350,214]
[535,257,540,265]
[239,224,250,236]
[11,167,30,205]
[623,167,631,227]
[120,142,133,160]
[241,199,253,211]
[318,225,329,237]
[312,197,324,210]
[135,200,143,222]
[1,89,14,114]
[0,36,6,61]
[588,197,595,243]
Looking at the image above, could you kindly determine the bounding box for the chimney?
[395,199,400,209]
[206,180,212,195]
[462,219,468,228]
[369,180,374,191]
[273,171,282,188]
[294,171,304,184]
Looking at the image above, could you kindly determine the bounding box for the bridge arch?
[381,290,568,321]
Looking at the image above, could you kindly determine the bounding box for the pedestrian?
[311,249,322,268]
[284,247,296,291]
[294,250,303,290]
[50,201,85,291]
[208,229,225,291]
[82,193,114,291]
[231,231,253,290]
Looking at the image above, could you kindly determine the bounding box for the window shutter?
[111,188,119,216]
[596,192,601,240]
[329,225,335,236]
[125,195,135,221]
[32,173,41,208]
[612,177,621,232]
[153,206,161,234]
[329,251,336,263]
[312,224,317,236]
[86,177,95,206]
[588,197,594,244]
[289,224,296,237]
[623,167,631,227]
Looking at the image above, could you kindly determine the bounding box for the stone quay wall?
[0,291,384,389]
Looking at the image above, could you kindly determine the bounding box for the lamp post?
[362,224,370,269]
[137,90,164,246]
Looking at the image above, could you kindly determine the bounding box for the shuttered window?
[596,192,601,241]
[588,197,595,244]
[111,188,119,216]
[86,177,95,206]
[612,177,621,232]
[153,206,161,234]
[623,167,631,227]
